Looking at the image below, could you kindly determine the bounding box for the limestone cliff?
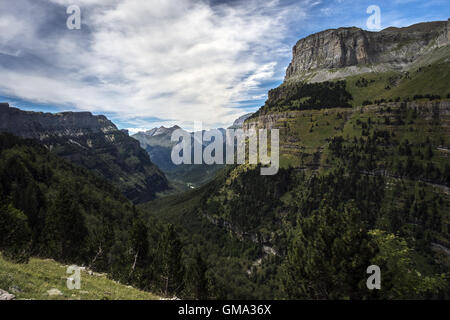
[285,20,449,83]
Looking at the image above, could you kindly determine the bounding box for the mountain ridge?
[0,103,168,203]
[285,20,449,83]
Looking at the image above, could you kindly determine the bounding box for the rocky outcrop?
[285,20,449,82]
[0,103,116,140]
[243,111,300,131]
[0,103,168,203]
[0,289,15,300]
[228,113,254,129]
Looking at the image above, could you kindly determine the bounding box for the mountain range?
[131,114,252,189]
[142,20,450,299]
[1,19,449,300]
[0,103,168,203]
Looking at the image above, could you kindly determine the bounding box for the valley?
[1,19,450,300]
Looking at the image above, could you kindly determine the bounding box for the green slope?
[345,46,450,106]
[0,253,160,300]
[140,47,450,298]
[0,133,183,298]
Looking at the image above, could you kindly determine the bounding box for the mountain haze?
[132,126,226,189]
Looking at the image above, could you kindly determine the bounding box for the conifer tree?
[0,203,31,262]
[159,224,184,296]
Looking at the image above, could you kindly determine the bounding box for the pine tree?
[187,248,209,299]
[0,203,31,262]
[128,217,151,286]
[56,185,88,262]
[158,224,184,296]
[281,201,372,299]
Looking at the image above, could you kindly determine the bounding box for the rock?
[159,296,180,300]
[0,289,16,300]
[228,113,254,129]
[47,288,63,296]
[285,21,449,83]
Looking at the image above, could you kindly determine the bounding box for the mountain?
[132,126,225,190]
[227,113,253,129]
[0,103,168,203]
[286,20,449,83]
[0,253,161,300]
[2,19,449,301]
[132,125,181,172]
[0,132,187,297]
[142,21,450,299]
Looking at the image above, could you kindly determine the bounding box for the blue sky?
[0,0,448,132]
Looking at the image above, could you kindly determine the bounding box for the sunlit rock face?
[285,21,449,83]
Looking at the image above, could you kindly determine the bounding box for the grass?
[272,108,352,168]
[344,49,450,106]
[0,253,160,300]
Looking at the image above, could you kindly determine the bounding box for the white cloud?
[0,0,307,130]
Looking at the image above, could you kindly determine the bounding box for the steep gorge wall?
[285,20,449,83]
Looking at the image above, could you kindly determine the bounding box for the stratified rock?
[285,21,449,83]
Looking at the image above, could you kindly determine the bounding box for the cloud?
[0,0,307,129]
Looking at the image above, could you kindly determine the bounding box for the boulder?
[0,289,16,300]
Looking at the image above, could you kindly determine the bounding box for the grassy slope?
[138,48,450,298]
[345,46,450,106]
[276,108,352,168]
[0,253,160,300]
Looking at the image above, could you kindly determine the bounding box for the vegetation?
[141,58,450,299]
[0,133,184,297]
[344,47,450,106]
[251,80,353,118]
[0,253,160,300]
[1,47,450,300]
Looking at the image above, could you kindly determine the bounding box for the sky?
[0,0,449,132]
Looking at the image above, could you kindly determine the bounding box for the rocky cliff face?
[0,103,117,139]
[285,20,449,82]
[243,111,299,131]
[228,113,253,129]
[0,103,168,203]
